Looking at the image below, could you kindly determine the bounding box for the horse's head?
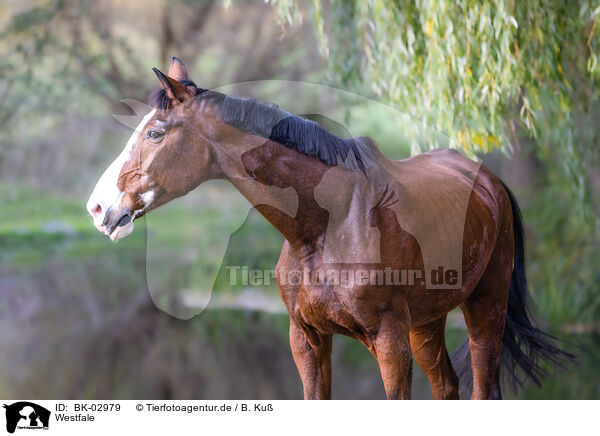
[86,57,215,240]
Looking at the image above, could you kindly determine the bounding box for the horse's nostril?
[90,204,102,218]
[116,214,131,228]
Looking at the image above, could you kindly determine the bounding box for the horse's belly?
[406,244,493,325]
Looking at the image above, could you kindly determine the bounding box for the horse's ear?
[152,67,195,104]
[168,56,190,82]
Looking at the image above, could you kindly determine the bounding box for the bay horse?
[86,57,570,399]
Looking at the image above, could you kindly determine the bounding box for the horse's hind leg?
[461,292,507,400]
[461,236,512,400]
[410,315,459,399]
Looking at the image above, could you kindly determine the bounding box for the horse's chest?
[296,285,339,326]
[294,281,375,336]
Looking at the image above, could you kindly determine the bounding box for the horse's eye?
[146,130,164,141]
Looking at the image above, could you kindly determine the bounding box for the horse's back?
[391,148,509,226]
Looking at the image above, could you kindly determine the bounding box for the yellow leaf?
[487,134,499,147]
[425,19,434,36]
[472,132,484,147]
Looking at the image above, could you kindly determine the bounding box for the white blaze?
[139,190,155,208]
[86,109,156,232]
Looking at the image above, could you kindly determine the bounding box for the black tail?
[452,182,574,390]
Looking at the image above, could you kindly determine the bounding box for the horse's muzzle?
[103,206,134,240]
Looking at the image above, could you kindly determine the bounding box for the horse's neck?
[214,137,335,263]
[216,135,389,266]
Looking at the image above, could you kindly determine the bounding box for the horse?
[86,57,571,399]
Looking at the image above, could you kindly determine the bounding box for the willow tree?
[265,0,600,323]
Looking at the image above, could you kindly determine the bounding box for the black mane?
[150,84,368,172]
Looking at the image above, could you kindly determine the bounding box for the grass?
[0,180,283,295]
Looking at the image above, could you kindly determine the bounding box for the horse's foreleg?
[289,320,332,400]
[410,315,459,399]
[374,311,412,399]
